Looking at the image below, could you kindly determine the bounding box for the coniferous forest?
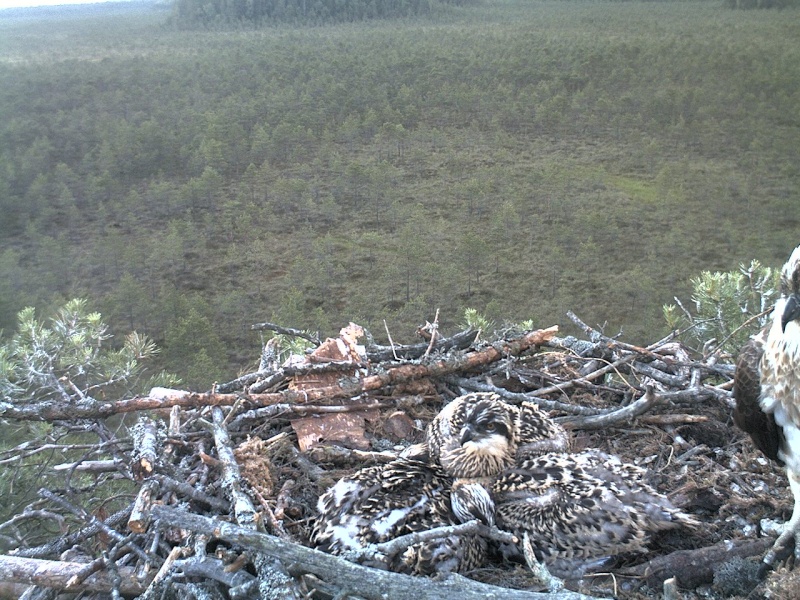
[1,0,799,389]
[171,0,478,28]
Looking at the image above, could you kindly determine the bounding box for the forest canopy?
[170,0,477,27]
[0,0,799,390]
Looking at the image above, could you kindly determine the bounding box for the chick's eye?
[485,422,496,432]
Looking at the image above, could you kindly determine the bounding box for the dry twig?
[0,316,760,599]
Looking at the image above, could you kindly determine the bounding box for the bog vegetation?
[0,0,799,391]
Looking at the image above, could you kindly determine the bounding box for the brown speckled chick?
[422,392,570,482]
[492,449,698,577]
[419,393,696,577]
[312,455,494,576]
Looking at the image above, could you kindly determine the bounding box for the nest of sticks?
[0,313,797,600]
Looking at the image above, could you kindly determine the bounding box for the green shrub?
[663,260,779,355]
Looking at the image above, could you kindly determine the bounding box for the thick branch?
[173,556,257,589]
[0,555,152,595]
[351,520,517,565]
[209,406,304,599]
[556,387,662,429]
[129,479,159,534]
[211,406,258,527]
[0,327,558,422]
[52,459,122,473]
[631,361,688,388]
[148,505,609,600]
[618,537,772,588]
[132,416,159,480]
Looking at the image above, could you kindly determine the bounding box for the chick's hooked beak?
[460,424,475,445]
[782,294,800,333]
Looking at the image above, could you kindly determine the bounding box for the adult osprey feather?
[734,244,800,568]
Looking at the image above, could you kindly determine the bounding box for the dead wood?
[11,505,134,559]
[128,479,159,534]
[619,537,774,589]
[557,386,664,429]
[151,473,230,512]
[0,315,780,599]
[147,505,612,600]
[345,519,518,567]
[0,555,152,595]
[37,489,149,563]
[0,326,556,422]
[132,416,159,480]
[365,327,479,362]
[51,459,122,473]
[566,311,676,360]
[208,405,304,599]
[172,555,257,591]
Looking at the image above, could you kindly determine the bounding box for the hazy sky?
[0,0,112,9]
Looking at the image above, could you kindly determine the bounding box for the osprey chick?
[312,456,493,575]
[424,392,569,481]
[492,450,697,577]
[734,244,800,568]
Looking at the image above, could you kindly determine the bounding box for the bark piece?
[291,410,380,451]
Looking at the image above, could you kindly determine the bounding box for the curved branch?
[557,387,662,429]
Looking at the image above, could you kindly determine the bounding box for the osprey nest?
[0,312,797,600]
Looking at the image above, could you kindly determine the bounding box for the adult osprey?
[734,244,800,568]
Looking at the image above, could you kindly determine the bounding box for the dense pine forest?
[1,0,799,389]
[171,0,478,27]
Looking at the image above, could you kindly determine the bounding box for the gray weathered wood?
[0,555,150,595]
[148,504,612,600]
